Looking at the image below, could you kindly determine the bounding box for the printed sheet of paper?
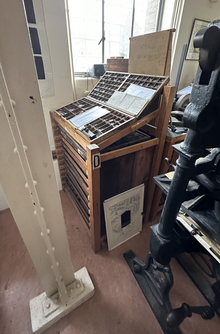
[125,84,155,99]
[107,91,125,106]
[107,91,148,115]
[69,106,110,129]
[126,96,147,115]
[104,184,144,251]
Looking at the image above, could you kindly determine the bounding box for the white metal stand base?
[30,267,95,334]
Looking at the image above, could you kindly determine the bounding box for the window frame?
[67,0,165,75]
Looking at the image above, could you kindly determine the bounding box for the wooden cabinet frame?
[51,86,176,252]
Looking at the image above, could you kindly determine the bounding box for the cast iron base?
[124,249,220,333]
[176,252,220,317]
[123,250,182,334]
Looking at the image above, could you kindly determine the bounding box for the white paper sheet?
[125,83,155,99]
[104,184,145,251]
[69,106,110,129]
[107,91,125,106]
[126,96,147,115]
[107,91,148,115]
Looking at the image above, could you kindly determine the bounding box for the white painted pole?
[0,1,94,332]
[0,64,68,304]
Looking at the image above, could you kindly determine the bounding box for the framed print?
[186,19,210,60]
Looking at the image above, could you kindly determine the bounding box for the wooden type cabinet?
[51,71,175,252]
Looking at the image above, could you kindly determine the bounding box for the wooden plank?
[65,186,91,236]
[107,58,129,72]
[149,139,174,221]
[65,159,89,196]
[60,171,66,178]
[130,109,159,132]
[54,135,61,141]
[143,124,156,137]
[98,126,132,152]
[65,173,90,217]
[144,86,176,223]
[56,148,64,155]
[62,136,87,166]
[164,30,173,76]
[52,150,57,160]
[50,113,66,187]
[54,142,62,149]
[100,152,135,237]
[53,127,61,134]
[62,140,87,174]
[56,155,64,162]
[132,146,155,223]
[64,149,88,182]
[59,164,65,171]
[66,162,89,200]
[100,137,158,162]
[87,144,101,253]
[129,29,172,76]
[51,111,89,150]
[166,133,186,144]
[92,117,135,147]
[132,146,154,188]
[98,108,159,151]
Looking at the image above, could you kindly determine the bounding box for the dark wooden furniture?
[107,58,129,72]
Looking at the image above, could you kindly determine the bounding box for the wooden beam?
[86,144,101,253]
[98,108,159,151]
[143,124,156,137]
[149,139,173,222]
[51,111,89,150]
[130,108,159,132]
[164,30,173,76]
[149,131,186,221]
[98,127,132,151]
[63,149,88,182]
[144,86,176,223]
[50,113,66,187]
[65,186,91,236]
[100,137,158,162]
[166,133,186,144]
[62,138,87,174]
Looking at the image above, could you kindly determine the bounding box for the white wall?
[0,186,8,211]
[33,0,75,150]
[75,77,99,99]
[171,0,220,90]
[0,0,71,211]
[161,0,176,30]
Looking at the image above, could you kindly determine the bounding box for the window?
[68,0,161,73]
[105,0,133,60]
[24,0,45,79]
[133,0,160,36]
[68,0,102,72]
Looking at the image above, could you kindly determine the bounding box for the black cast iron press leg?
[150,151,197,265]
[125,20,220,333]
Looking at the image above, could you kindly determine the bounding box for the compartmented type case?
[51,71,173,252]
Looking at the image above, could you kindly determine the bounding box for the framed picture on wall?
[186,19,210,60]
